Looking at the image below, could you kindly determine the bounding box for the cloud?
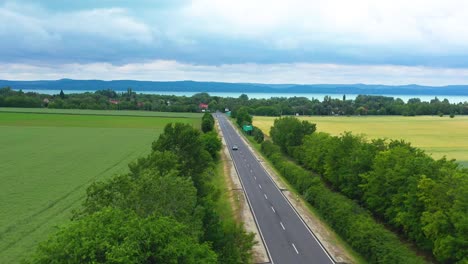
[180,0,468,50]
[51,8,155,44]
[0,2,157,63]
[2,60,468,86]
[2,0,468,83]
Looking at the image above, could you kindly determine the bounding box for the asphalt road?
[217,114,334,264]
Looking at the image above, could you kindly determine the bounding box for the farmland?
[254,115,468,167]
[0,109,201,263]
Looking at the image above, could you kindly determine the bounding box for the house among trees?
[109,99,120,105]
[199,103,209,112]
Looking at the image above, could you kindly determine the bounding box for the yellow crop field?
[254,115,468,167]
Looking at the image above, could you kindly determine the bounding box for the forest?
[259,116,467,263]
[1,87,467,116]
[26,115,255,263]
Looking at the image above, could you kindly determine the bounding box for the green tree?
[152,123,212,179]
[270,116,316,154]
[59,89,65,99]
[418,165,468,263]
[201,131,222,160]
[29,208,217,264]
[201,113,215,133]
[236,106,252,126]
[360,143,435,249]
[252,126,264,143]
[321,132,380,199]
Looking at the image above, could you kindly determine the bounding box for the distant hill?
[1,79,467,95]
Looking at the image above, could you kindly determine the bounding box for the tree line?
[229,94,467,116]
[1,87,467,116]
[27,118,254,263]
[264,117,467,263]
[233,106,264,144]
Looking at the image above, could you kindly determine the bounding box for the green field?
[254,115,468,167]
[0,107,203,118]
[0,109,201,263]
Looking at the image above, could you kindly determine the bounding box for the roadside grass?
[230,119,367,264]
[254,115,468,166]
[212,158,237,226]
[211,121,241,227]
[0,111,200,263]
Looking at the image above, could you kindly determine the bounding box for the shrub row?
[202,112,215,133]
[292,132,468,263]
[261,140,426,264]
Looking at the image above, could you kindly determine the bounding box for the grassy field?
[0,107,203,118]
[254,115,468,167]
[0,110,201,263]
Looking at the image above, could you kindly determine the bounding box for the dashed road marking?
[264,194,268,199]
[292,243,299,254]
[280,222,285,230]
[259,184,262,189]
[271,206,275,213]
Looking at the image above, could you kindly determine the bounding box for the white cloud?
[2,0,468,79]
[180,0,468,53]
[0,2,156,53]
[2,60,468,86]
[50,8,155,44]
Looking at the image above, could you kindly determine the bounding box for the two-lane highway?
[217,114,334,264]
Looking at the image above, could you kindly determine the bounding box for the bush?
[29,208,217,264]
[252,126,264,143]
[270,116,316,154]
[260,140,426,263]
[267,128,468,263]
[202,113,215,133]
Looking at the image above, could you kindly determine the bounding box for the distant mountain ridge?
[1,79,468,95]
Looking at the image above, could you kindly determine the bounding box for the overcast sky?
[2,0,468,85]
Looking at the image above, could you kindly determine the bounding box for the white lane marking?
[271,206,275,213]
[254,176,257,180]
[292,243,299,254]
[264,194,268,199]
[280,222,285,230]
[259,184,262,189]
[250,169,253,173]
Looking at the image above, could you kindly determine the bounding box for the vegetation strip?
[25,114,254,263]
[2,87,466,117]
[263,116,467,263]
[253,115,468,167]
[0,109,197,118]
[261,140,427,263]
